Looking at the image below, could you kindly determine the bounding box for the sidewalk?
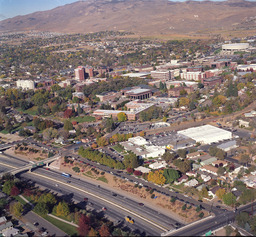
[47,214,78,227]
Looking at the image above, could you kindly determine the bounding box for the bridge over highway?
[0,155,61,177]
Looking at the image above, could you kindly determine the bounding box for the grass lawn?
[17,106,38,116]
[0,130,9,134]
[42,215,78,236]
[97,176,108,183]
[72,116,96,123]
[14,196,27,205]
[112,145,124,153]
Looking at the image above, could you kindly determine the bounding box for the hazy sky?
[0,0,255,20]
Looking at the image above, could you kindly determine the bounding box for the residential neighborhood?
[0,4,256,236]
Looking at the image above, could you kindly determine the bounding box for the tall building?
[75,66,86,81]
[16,80,35,90]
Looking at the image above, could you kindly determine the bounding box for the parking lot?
[146,131,196,149]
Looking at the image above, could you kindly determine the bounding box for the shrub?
[151,194,155,199]
[199,212,204,218]
[196,205,201,212]
[149,189,154,194]
[170,197,176,203]
[182,204,187,210]
[126,168,134,174]
[133,170,142,176]
[72,167,80,173]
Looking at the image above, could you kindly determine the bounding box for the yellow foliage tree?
[179,97,190,107]
[216,188,226,200]
[56,201,70,217]
[147,170,166,185]
[117,112,127,122]
[213,95,227,107]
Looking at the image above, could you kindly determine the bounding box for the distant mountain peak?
[0,0,255,36]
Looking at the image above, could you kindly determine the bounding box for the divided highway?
[18,168,178,236]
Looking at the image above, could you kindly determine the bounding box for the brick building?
[168,86,194,97]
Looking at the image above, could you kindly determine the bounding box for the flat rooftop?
[126,88,151,94]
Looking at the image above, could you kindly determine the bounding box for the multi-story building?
[125,88,153,100]
[75,66,86,81]
[150,70,174,81]
[96,91,121,102]
[16,80,35,90]
[168,86,194,97]
[201,76,223,87]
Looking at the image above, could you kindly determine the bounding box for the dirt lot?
[60,158,209,224]
[0,133,23,142]
[5,145,49,161]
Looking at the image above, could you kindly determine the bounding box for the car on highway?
[138,203,144,206]
[112,193,117,196]
[84,198,88,201]
[33,222,39,226]
[102,207,107,211]
[125,216,134,224]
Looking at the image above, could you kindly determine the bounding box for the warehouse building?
[177,124,232,145]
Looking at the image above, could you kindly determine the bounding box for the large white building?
[16,80,35,90]
[221,43,249,55]
[177,124,233,145]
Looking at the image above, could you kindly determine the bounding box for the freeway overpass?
[0,155,61,177]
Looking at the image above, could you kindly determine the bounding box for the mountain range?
[0,0,256,37]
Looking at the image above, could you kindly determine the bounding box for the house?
[217,140,238,152]
[0,218,13,235]
[208,186,222,198]
[212,160,228,168]
[134,166,151,173]
[24,126,36,134]
[201,174,212,182]
[184,179,198,187]
[149,161,167,170]
[2,227,19,237]
[200,157,217,166]
[186,171,197,177]
[199,165,218,176]
[187,151,201,160]
[231,188,242,200]
[239,119,250,128]
[175,175,188,185]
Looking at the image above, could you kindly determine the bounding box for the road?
[18,168,178,236]
[166,202,256,236]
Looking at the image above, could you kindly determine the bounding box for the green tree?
[77,103,83,115]
[38,193,57,206]
[10,202,23,218]
[217,166,226,176]
[2,180,15,195]
[162,151,176,162]
[163,169,180,184]
[34,202,49,215]
[64,120,73,131]
[177,149,187,158]
[117,112,127,122]
[123,153,139,169]
[223,192,236,206]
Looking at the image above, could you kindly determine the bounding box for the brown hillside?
[0,0,255,36]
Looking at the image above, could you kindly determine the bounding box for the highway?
[0,140,229,236]
[18,168,178,236]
